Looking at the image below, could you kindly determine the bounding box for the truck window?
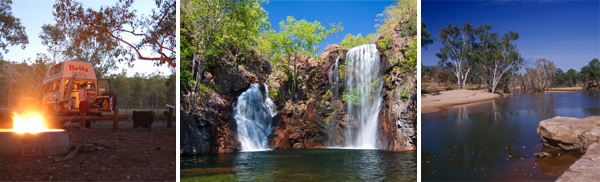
[49,63,62,75]
[44,81,60,93]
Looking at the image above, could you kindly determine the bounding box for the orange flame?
[12,112,61,134]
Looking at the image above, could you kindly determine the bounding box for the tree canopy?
[0,0,28,60]
[421,19,434,49]
[471,24,524,93]
[340,33,376,49]
[259,16,342,102]
[53,0,176,67]
[181,0,270,106]
[436,23,474,89]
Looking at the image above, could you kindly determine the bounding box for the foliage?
[0,60,48,107]
[436,22,475,89]
[421,19,434,49]
[342,88,361,106]
[400,11,417,37]
[180,61,193,91]
[269,87,284,100]
[375,0,417,37]
[340,33,376,48]
[39,24,65,62]
[580,58,600,88]
[181,0,269,106]
[471,24,524,93]
[38,23,121,79]
[0,0,29,60]
[519,59,557,91]
[259,16,342,102]
[400,90,408,100]
[379,37,392,51]
[402,35,418,72]
[53,0,176,67]
[196,83,215,100]
[107,70,175,108]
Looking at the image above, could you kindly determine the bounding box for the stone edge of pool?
[537,116,600,181]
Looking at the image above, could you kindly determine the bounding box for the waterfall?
[327,55,342,147]
[342,44,383,149]
[234,83,277,151]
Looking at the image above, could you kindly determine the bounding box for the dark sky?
[421,0,600,71]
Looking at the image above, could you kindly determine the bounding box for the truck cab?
[41,60,114,116]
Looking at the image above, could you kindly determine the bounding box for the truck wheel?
[85,120,92,128]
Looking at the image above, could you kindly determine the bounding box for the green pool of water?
[181,148,416,181]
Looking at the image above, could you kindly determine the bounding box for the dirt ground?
[0,119,176,181]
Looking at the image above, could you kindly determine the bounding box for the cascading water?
[327,55,343,147]
[234,83,277,151]
[331,44,383,149]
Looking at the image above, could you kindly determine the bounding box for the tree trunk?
[462,68,470,89]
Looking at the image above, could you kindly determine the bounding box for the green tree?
[472,24,524,93]
[53,0,176,67]
[340,33,376,48]
[565,68,578,87]
[581,58,600,88]
[375,0,417,37]
[0,0,29,60]
[421,19,434,49]
[436,23,475,89]
[39,24,66,62]
[181,0,269,107]
[263,16,341,102]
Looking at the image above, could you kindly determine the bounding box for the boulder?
[537,116,600,152]
[556,143,600,182]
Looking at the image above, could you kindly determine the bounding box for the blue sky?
[263,0,396,55]
[421,0,600,72]
[5,0,171,76]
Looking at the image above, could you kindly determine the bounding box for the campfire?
[0,112,68,156]
[11,112,63,133]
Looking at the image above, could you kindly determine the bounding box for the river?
[422,91,600,181]
[181,149,416,181]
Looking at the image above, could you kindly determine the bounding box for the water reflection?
[181,149,416,181]
[423,91,599,181]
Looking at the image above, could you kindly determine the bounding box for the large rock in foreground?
[537,116,600,152]
[556,143,600,182]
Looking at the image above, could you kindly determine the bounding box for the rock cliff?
[267,16,417,151]
[181,15,417,155]
[180,49,272,155]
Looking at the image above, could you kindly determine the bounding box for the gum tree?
[472,24,524,93]
[436,23,475,89]
[53,0,176,67]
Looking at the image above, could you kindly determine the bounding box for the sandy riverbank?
[545,87,583,93]
[421,89,502,114]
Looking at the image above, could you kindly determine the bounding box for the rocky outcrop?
[537,116,600,152]
[182,13,417,154]
[180,49,272,156]
[556,143,600,182]
[268,17,418,151]
[537,116,600,181]
[268,48,347,149]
